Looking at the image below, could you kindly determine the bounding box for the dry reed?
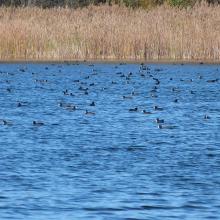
[0,3,220,61]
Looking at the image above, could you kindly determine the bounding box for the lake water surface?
[0,62,219,219]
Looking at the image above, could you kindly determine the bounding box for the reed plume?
[0,3,220,61]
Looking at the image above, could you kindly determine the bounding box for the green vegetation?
[0,0,219,8]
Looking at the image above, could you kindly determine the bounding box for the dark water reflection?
[0,62,220,219]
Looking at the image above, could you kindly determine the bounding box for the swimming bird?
[151,94,158,98]
[131,91,138,96]
[58,102,64,107]
[33,121,44,126]
[155,68,162,72]
[123,96,133,99]
[204,115,210,119]
[207,79,219,83]
[154,106,163,111]
[90,101,95,106]
[129,107,138,112]
[116,72,122,75]
[155,118,164,123]
[19,68,25,72]
[153,78,160,85]
[85,110,95,115]
[59,103,76,110]
[140,64,147,70]
[172,87,178,92]
[0,120,11,125]
[66,106,76,111]
[79,86,88,91]
[17,102,22,107]
[151,88,158,93]
[63,89,69,95]
[142,110,152,114]
[2,120,8,125]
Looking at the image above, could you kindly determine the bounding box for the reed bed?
[0,3,220,61]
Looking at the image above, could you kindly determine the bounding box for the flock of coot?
[0,62,218,129]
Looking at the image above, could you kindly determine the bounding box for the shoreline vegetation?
[1,3,220,61]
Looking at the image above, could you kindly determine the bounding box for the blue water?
[0,62,220,219]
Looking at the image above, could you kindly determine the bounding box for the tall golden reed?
[0,3,220,61]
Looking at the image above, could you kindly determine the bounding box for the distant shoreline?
[0,59,220,65]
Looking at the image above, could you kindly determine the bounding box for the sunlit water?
[0,62,219,219]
